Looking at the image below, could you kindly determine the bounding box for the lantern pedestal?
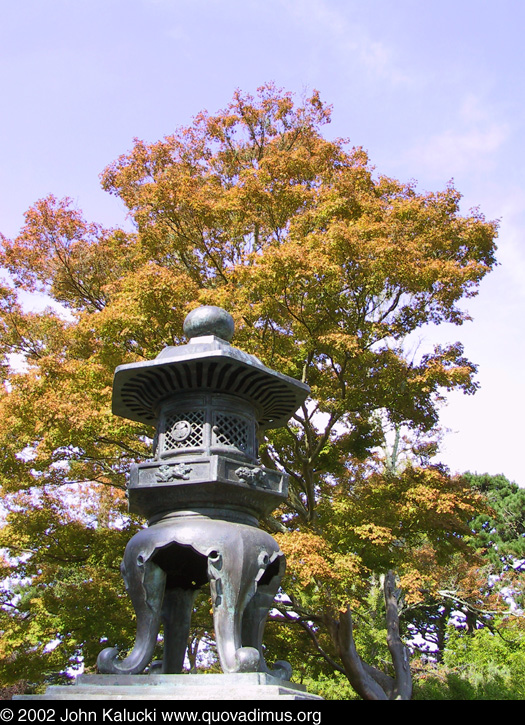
[15,673,323,700]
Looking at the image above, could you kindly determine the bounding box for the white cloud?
[286,0,414,87]
[408,94,510,176]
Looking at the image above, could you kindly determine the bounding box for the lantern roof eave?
[112,334,310,429]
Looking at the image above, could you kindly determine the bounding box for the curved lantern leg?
[97,531,167,675]
[161,587,196,674]
[206,525,285,675]
[241,550,292,680]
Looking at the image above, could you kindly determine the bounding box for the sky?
[1,0,524,486]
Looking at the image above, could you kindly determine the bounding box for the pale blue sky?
[1,0,524,484]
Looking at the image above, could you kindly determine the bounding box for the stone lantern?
[97,306,310,679]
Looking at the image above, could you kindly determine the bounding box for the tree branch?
[336,606,390,700]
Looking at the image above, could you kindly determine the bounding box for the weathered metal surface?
[112,311,309,430]
[97,307,310,679]
[127,456,287,521]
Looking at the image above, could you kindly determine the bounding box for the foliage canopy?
[0,84,503,698]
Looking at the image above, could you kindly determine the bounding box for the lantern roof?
[112,306,310,430]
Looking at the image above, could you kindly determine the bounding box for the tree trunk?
[334,570,412,700]
[384,570,412,700]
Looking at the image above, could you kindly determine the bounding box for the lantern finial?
[183,306,234,342]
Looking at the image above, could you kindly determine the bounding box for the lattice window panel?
[213,413,249,452]
[164,410,205,451]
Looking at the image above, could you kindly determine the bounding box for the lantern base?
[97,514,289,679]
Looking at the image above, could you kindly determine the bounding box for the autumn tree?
[0,84,498,698]
[403,473,524,662]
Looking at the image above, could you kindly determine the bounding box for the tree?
[0,84,498,698]
[406,474,525,660]
[467,473,525,571]
[398,472,525,701]
[411,620,525,700]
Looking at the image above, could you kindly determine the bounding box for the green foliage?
[413,624,525,700]
[0,488,139,684]
[445,624,525,690]
[300,673,359,701]
[466,472,525,568]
